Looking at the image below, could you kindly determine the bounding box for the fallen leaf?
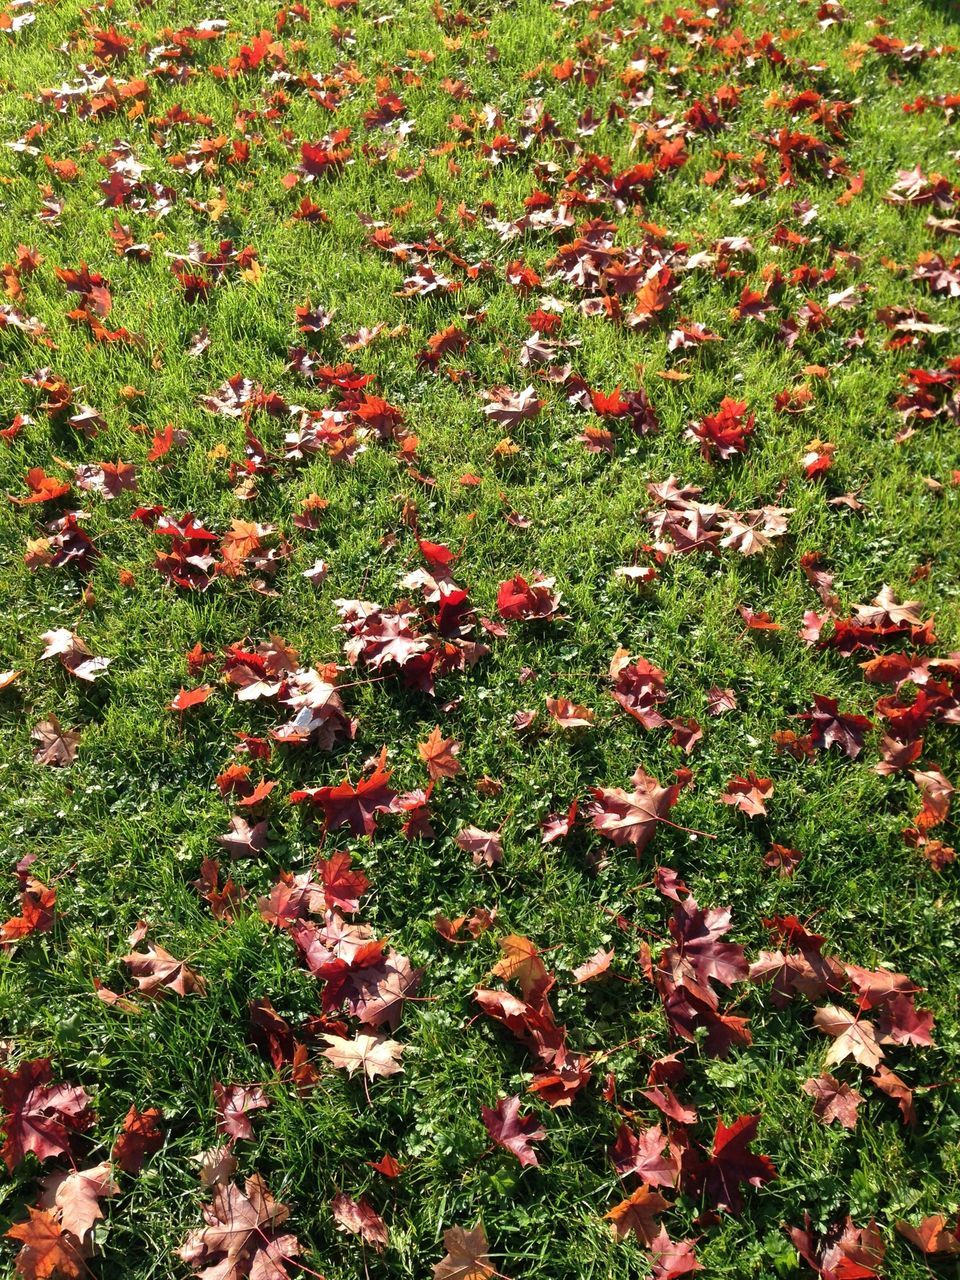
[322,1033,405,1080]
[434,1222,499,1280]
[480,1095,546,1167]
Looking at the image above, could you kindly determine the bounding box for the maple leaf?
[122,942,206,998]
[213,1083,270,1140]
[610,1123,681,1188]
[73,460,137,501]
[248,999,296,1070]
[541,800,578,846]
[295,749,398,837]
[529,1053,593,1109]
[235,778,276,810]
[896,1215,960,1257]
[433,1222,499,1280]
[589,768,681,854]
[481,385,543,427]
[789,1214,886,1280]
[640,1085,698,1126]
[686,397,755,461]
[170,685,215,712]
[669,718,703,753]
[614,564,658,585]
[358,1150,400,1187]
[814,1006,884,1069]
[763,843,803,876]
[870,1066,915,1126]
[609,656,669,728]
[912,766,953,831]
[455,826,503,867]
[496,574,561,622]
[693,1115,777,1215]
[0,1058,92,1172]
[572,947,614,984]
[6,1208,84,1280]
[648,1229,702,1279]
[331,1192,388,1252]
[418,726,462,780]
[719,773,773,817]
[1,875,56,945]
[217,816,268,860]
[604,1184,670,1246]
[195,859,247,922]
[875,995,934,1049]
[853,585,925,630]
[738,606,782,632]
[653,897,750,1060]
[545,696,595,729]
[179,1174,301,1280]
[31,716,80,767]
[668,897,750,990]
[194,1145,239,1191]
[322,1033,404,1080]
[798,695,872,759]
[40,629,111,682]
[257,873,315,931]
[320,947,424,1034]
[435,908,496,941]
[490,935,548,996]
[318,850,369,913]
[11,467,71,505]
[111,1105,163,1174]
[481,1095,546,1167]
[41,1160,118,1243]
[802,1074,863,1129]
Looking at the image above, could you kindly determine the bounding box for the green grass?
[0,0,958,1275]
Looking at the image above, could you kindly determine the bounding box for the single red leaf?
[480,1095,546,1168]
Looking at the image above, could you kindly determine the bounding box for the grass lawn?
[0,0,958,1275]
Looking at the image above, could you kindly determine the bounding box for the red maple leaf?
[648,1229,702,1278]
[455,826,503,867]
[686,397,755,461]
[293,749,398,837]
[5,1208,84,1279]
[802,1074,863,1129]
[1,875,57,945]
[896,1215,960,1258]
[111,1105,163,1174]
[213,1083,270,1140]
[790,1214,886,1279]
[179,1175,301,1279]
[689,1115,776,1214]
[480,1095,546,1167]
[367,1152,404,1179]
[604,1184,671,1246]
[12,468,71,505]
[318,850,370,913]
[122,942,206,998]
[496,574,561,621]
[169,685,214,712]
[719,772,773,817]
[609,1123,680,1188]
[609,656,669,729]
[798,695,873,759]
[589,768,681,854]
[0,1059,92,1173]
[481,384,543,427]
[331,1191,389,1252]
[571,946,614,984]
